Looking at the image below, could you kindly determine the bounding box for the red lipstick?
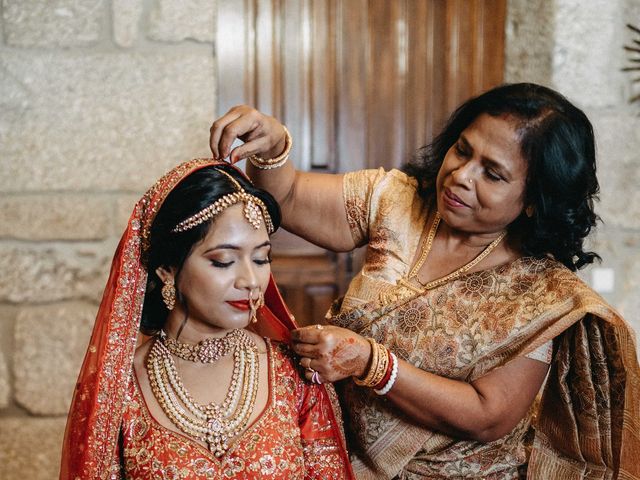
[226,300,250,311]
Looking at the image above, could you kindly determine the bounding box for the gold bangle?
[248,126,292,169]
[248,154,288,170]
[353,338,390,388]
[369,343,389,387]
[353,338,378,386]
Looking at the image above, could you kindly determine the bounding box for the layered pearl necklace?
[147,329,259,457]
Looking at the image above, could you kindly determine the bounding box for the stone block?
[14,302,96,415]
[0,51,215,193]
[591,112,640,229]
[0,242,115,303]
[0,305,18,352]
[504,0,554,85]
[2,0,104,47]
[618,234,640,339]
[112,0,144,47]
[0,417,67,480]
[0,351,9,408]
[0,194,112,240]
[115,194,142,236]
[552,0,622,108]
[148,0,215,43]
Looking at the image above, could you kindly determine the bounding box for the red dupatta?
[60,159,353,479]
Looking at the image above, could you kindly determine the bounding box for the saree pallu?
[330,257,640,479]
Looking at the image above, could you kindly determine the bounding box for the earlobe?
[525,205,534,218]
[155,266,175,283]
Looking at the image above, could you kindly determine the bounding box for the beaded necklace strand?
[147,329,259,457]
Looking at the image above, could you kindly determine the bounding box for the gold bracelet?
[353,338,379,386]
[353,339,390,388]
[369,343,389,387]
[248,126,292,169]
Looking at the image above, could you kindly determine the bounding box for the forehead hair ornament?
[172,168,274,234]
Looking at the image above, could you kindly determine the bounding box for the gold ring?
[315,324,323,330]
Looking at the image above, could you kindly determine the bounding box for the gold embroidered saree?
[331,168,640,479]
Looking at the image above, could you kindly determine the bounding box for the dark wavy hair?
[140,164,281,335]
[404,82,600,271]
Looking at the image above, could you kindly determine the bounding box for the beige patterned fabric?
[330,168,640,479]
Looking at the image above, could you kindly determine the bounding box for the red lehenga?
[60,159,354,480]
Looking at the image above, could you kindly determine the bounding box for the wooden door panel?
[216,0,505,324]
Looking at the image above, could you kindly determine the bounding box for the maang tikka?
[172,169,274,234]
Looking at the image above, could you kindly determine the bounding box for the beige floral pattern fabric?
[331,168,640,479]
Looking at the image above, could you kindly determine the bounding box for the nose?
[452,161,476,186]
[235,259,259,293]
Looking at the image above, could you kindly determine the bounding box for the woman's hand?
[291,325,372,383]
[210,105,287,163]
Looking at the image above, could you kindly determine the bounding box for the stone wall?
[1,0,639,478]
[0,0,215,477]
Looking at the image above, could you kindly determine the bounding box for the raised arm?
[210,106,356,252]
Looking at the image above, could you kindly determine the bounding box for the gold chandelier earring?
[161,278,176,311]
[249,288,264,324]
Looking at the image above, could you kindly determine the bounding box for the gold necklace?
[407,212,441,278]
[390,211,506,297]
[147,330,259,457]
[161,329,245,363]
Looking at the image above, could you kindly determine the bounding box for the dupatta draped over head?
[60,159,352,479]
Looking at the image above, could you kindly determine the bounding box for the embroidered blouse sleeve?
[342,167,387,247]
[297,381,351,479]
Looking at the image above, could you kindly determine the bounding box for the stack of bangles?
[248,126,292,170]
[353,338,398,395]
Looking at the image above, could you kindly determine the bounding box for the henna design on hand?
[329,338,368,377]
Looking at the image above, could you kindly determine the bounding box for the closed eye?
[254,255,272,266]
[484,169,503,182]
[455,143,471,158]
[211,259,233,268]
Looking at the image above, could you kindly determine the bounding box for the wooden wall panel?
[217,0,505,171]
[216,0,506,324]
[336,0,369,172]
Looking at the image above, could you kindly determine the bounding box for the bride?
[60,159,353,479]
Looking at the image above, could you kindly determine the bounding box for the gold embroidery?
[121,341,347,478]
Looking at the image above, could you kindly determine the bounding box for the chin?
[220,314,252,330]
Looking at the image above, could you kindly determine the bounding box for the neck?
[164,311,239,344]
[436,218,508,250]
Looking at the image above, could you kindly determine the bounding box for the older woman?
[210,84,640,479]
